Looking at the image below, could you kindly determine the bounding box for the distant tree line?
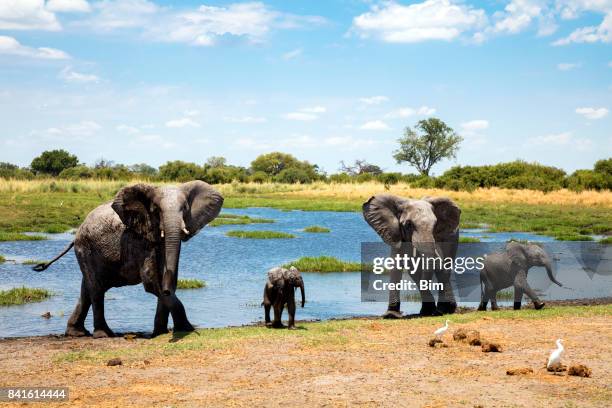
[0,148,609,192]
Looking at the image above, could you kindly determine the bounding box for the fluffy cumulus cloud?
[385,106,436,118]
[461,119,489,132]
[46,0,91,13]
[59,66,99,83]
[491,0,545,35]
[0,0,61,31]
[575,107,609,119]
[0,35,70,59]
[283,106,327,121]
[553,12,612,45]
[360,120,391,130]
[351,0,487,43]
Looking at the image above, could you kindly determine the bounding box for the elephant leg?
[383,248,403,319]
[263,285,273,327]
[489,289,499,311]
[435,268,456,315]
[515,272,544,309]
[513,286,524,310]
[91,291,114,338]
[272,298,285,328]
[152,297,170,337]
[167,295,195,332]
[264,303,272,327]
[65,280,91,337]
[417,267,439,316]
[287,297,296,330]
[478,288,489,311]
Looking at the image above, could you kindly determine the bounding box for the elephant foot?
[513,302,522,310]
[382,309,403,319]
[288,325,297,330]
[152,327,169,337]
[420,303,440,316]
[173,322,195,333]
[265,321,273,327]
[436,301,457,315]
[93,328,115,339]
[65,326,90,337]
[534,301,545,310]
[477,303,487,311]
[272,322,285,329]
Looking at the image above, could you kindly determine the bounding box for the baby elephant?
[263,266,305,329]
[479,241,562,311]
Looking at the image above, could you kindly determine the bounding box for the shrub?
[377,172,401,185]
[275,168,311,184]
[249,171,269,183]
[31,149,79,176]
[59,165,95,180]
[566,170,609,191]
[158,161,206,182]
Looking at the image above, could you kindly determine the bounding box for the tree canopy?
[30,149,79,176]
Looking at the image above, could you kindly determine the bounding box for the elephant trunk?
[162,217,182,296]
[299,281,305,308]
[545,262,563,287]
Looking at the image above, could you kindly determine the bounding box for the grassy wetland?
[0,287,52,306]
[0,179,609,240]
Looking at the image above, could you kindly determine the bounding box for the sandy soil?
[1,309,611,407]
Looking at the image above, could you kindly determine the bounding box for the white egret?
[547,339,564,369]
[434,319,450,338]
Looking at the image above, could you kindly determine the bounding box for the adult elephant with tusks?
[33,181,223,338]
[363,194,461,318]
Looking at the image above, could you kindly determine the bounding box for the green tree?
[158,161,206,182]
[205,156,227,168]
[251,152,300,176]
[129,163,158,177]
[393,118,462,176]
[594,158,612,176]
[30,149,79,176]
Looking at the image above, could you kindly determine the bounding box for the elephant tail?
[32,241,74,272]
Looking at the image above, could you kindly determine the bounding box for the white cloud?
[79,1,324,46]
[283,112,318,121]
[300,106,326,113]
[575,106,609,119]
[184,109,200,116]
[526,131,592,150]
[461,119,490,132]
[47,0,91,13]
[492,0,543,34]
[0,0,61,31]
[282,48,302,60]
[165,117,200,128]
[351,0,487,43]
[59,66,99,83]
[557,62,580,70]
[360,120,391,131]
[359,95,389,105]
[224,116,267,123]
[35,120,101,140]
[385,105,436,118]
[116,124,140,134]
[0,35,70,59]
[553,11,612,45]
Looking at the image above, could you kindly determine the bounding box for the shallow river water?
[0,208,609,337]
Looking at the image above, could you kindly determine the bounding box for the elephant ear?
[424,197,461,240]
[506,242,528,269]
[180,180,224,241]
[362,194,406,246]
[111,184,158,240]
[267,267,285,287]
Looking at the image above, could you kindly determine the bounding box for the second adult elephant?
[479,241,563,311]
[34,181,223,337]
[363,194,461,317]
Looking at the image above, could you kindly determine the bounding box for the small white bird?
[547,339,564,369]
[434,319,450,338]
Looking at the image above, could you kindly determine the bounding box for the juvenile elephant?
[478,241,563,311]
[363,194,461,317]
[34,181,223,338]
[262,266,305,329]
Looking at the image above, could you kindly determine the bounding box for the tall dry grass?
[1,179,610,207]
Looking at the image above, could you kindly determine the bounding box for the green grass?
[554,234,594,241]
[600,237,612,244]
[209,213,274,227]
[0,232,46,242]
[303,225,331,233]
[21,259,47,265]
[459,236,481,243]
[225,230,295,239]
[0,255,5,263]
[176,279,206,289]
[283,256,361,272]
[0,287,52,306]
[55,304,612,364]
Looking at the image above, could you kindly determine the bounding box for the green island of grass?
[176,279,206,289]
[303,226,331,233]
[209,213,274,227]
[21,259,48,265]
[226,230,295,239]
[459,237,481,243]
[0,287,52,306]
[0,255,5,263]
[600,237,612,244]
[284,256,361,272]
[0,232,47,242]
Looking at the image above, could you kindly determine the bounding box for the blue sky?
[0,0,610,175]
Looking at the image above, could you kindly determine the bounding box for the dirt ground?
[1,307,611,407]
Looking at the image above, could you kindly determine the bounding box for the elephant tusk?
[161,230,164,238]
[412,246,417,258]
[182,227,190,235]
